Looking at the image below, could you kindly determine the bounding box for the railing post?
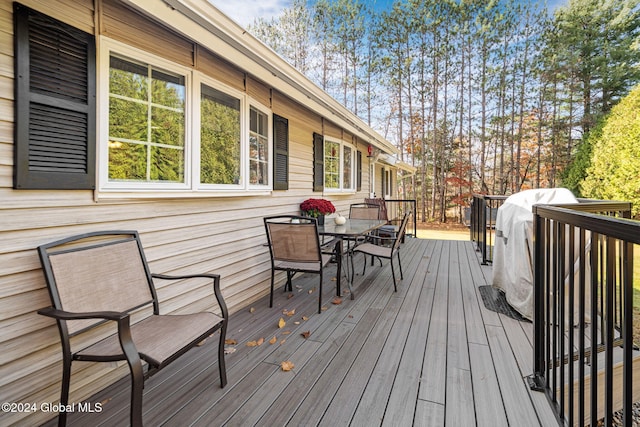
[479,197,488,264]
[623,241,634,427]
[528,205,546,391]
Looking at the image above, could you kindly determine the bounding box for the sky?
[210,0,406,27]
[209,0,568,28]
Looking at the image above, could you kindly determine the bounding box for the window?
[13,3,96,190]
[200,84,241,186]
[249,106,269,186]
[324,140,340,189]
[322,137,355,192]
[384,169,393,198]
[108,56,186,183]
[100,39,276,195]
[343,145,353,189]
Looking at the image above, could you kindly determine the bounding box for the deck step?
[558,348,640,426]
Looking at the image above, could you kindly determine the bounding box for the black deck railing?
[384,199,417,238]
[528,201,637,427]
[470,194,507,264]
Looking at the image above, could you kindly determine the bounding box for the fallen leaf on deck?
[302,316,309,321]
[224,347,237,354]
[278,317,286,328]
[282,330,291,335]
[321,306,328,311]
[301,331,311,339]
[283,308,296,317]
[332,297,342,305]
[269,336,277,345]
[294,321,300,325]
[308,288,315,294]
[256,337,264,346]
[246,340,258,347]
[249,307,255,313]
[288,293,294,299]
[225,339,238,345]
[196,339,207,346]
[281,361,295,371]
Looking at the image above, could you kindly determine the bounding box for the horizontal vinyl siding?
[0,3,101,424]
[100,0,195,67]
[246,75,270,107]
[198,46,245,92]
[323,120,343,140]
[3,0,94,34]
[0,1,379,425]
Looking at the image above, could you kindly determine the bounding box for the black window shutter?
[312,132,324,192]
[13,3,96,189]
[357,150,362,192]
[273,114,289,190]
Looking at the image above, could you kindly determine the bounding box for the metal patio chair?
[264,215,334,313]
[37,231,228,427]
[353,212,411,291]
[364,197,399,238]
[349,203,381,220]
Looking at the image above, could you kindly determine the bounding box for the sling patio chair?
[349,203,381,220]
[353,211,411,292]
[37,230,228,427]
[364,197,399,238]
[342,203,383,274]
[264,215,336,313]
[348,202,381,245]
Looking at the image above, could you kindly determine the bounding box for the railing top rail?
[573,200,633,212]
[532,204,640,244]
[474,196,630,209]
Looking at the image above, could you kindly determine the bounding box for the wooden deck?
[43,238,559,426]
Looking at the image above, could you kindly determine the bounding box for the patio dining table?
[318,218,387,299]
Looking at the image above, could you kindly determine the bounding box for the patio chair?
[37,231,228,427]
[353,211,411,291]
[348,203,381,243]
[264,215,334,313]
[349,203,381,220]
[364,197,398,238]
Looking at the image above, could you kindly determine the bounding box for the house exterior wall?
[0,0,393,424]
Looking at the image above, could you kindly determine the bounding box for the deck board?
[418,240,448,405]
[42,238,560,427]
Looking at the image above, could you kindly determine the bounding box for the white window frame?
[97,37,273,198]
[195,75,246,191]
[323,137,356,193]
[99,38,192,192]
[384,168,392,198]
[247,101,272,190]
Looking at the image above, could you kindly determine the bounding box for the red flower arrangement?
[300,198,336,217]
